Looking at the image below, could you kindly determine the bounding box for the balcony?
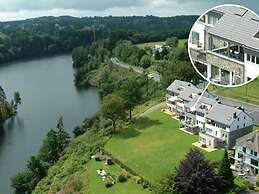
[190,48,207,64]
[206,51,244,75]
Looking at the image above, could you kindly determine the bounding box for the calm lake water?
[0,55,101,194]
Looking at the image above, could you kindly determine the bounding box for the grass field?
[136,41,166,49]
[135,39,187,49]
[178,39,187,48]
[87,160,150,194]
[105,110,223,183]
[213,78,259,106]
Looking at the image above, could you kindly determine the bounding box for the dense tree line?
[113,40,146,66]
[0,15,196,64]
[72,40,111,88]
[0,86,21,125]
[11,117,70,193]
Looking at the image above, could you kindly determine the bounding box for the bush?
[142,180,150,189]
[234,176,248,192]
[248,182,255,190]
[117,173,127,183]
[256,176,259,187]
[133,176,142,184]
[104,178,114,188]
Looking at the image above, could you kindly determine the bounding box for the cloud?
[0,0,148,12]
[0,0,258,21]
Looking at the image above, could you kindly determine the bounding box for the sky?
[0,0,258,21]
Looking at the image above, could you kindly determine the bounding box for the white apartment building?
[166,80,253,148]
[189,5,259,86]
[234,131,259,175]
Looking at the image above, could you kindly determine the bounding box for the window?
[257,57,259,65]
[238,153,243,158]
[244,123,245,127]
[244,116,246,120]
[252,55,255,63]
[247,54,251,61]
[251,150,254,155]
[255,152,258,157]
[251,159,259,167]
[238,118,239,121]
[191,31,200,46]
[243,147,246,153]
[199,15,205,23]
[208,13,221,26]
[237,125,239,129]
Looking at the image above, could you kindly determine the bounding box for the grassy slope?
[33,131,108,194]
[88,160,150,194]
[105,110,223,183]
[135,41,166,49]
[135,39,187,49]
[212,78,259,106]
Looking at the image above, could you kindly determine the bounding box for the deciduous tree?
[101,94,126,132]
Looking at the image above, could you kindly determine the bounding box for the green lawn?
[136,41,166,49]
[87,160,150,194]
[105,110,223,183]
[213,78,259,106]
[178,39,187,48]
[135,39,187,49]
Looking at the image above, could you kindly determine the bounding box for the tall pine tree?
[218,149,234,192]
[174,149,219,194]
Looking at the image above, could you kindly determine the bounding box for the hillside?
[0,15,197,64]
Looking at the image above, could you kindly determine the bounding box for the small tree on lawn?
[218,149,234,192]
[101,94,126,132]
[166,37,179,48]
[174,149,219,194]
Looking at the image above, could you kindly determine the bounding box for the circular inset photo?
[188,4,259,87]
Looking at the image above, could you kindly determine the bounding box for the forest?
[0,15,197,64]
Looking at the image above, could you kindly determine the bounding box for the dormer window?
[254,30,259,39]
[177,86,185,91]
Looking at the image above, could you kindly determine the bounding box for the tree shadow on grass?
[116,126,141,139]
[133,117,162,130]
[115,117,162,139]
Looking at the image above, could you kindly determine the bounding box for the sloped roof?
[236,131,259,152]
[185,96,218,114]
[208,7,259,51]
[206,103,243,126]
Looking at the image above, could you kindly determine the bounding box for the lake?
[0,55,101,194]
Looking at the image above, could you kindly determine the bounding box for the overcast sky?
[0,0,258,21]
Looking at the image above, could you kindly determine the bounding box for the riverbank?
[0,54,101,194]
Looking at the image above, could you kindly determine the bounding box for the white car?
[148,73,154,78]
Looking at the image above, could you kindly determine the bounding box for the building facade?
[189,5,259,86]
[166,80,253,148]
[234,131,259,175]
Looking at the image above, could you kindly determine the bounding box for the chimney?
[233,112,237,119]
[238,106,245,111]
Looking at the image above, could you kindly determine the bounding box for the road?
[197,81,259,125]
[218,96,259,126]
[111,57,161,82]
[136,102,166,118]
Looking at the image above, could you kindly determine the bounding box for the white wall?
[235,144,259,169]
[230,112,253,132]
[189,22,205,50]
[244,53,259,80]
[196,115,205,128]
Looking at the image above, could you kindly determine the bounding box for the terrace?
[208,35,245,63]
